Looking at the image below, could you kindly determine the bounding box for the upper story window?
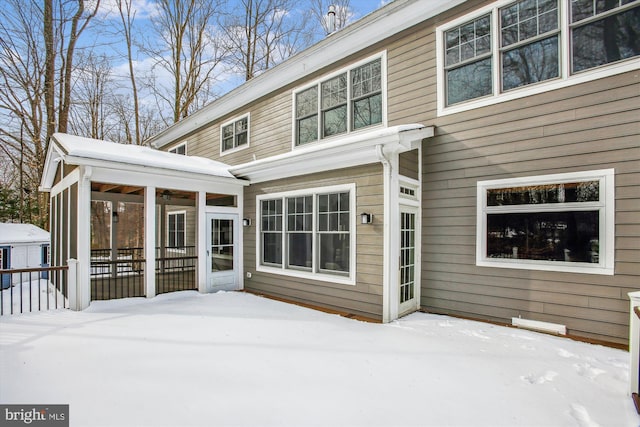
[169,142,187,155]
[476,169,615,275]
[294,54,385,147]
[438,0,640,114]
[221,114,249,154]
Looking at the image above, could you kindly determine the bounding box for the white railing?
[629,291,640,414]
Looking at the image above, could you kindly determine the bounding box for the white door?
[206,214,238,291]
[399,207,419,316]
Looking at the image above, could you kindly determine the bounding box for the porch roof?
[229,124,434,183]
[41,133,243,191]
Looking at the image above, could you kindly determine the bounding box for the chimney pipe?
[327,5,336,34]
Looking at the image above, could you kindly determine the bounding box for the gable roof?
[40,133,240,191]
[147,0,465,149]
[0,223,49,245]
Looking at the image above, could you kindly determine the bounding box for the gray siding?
[384,4,639,344]
[243,164,385,320]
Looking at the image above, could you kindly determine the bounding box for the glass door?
[399,208,418,315]
[206,214,238,291]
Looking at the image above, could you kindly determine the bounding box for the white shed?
[0,223,50,288]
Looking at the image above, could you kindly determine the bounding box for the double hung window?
[477,169,614,274]
[258,185,354,283]
[221,115,249,153]
[440,0,640,109]
[168,211,186,249]
[294,55,384,146]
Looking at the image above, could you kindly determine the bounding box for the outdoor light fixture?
[112,211,119,223]
[360,212,373,224]
[162,190,171,201]
[243,218,252,227]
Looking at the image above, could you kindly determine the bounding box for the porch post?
[197,191,207,293]
[145,186,156,298]
[77,166,92,310]
[630,291,640,400]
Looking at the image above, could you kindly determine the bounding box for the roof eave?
[148,0,465,149]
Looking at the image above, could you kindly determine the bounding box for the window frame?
[168,142,187,155]
[167,210,187,252]
[256,184,357,285]
[220,114,250,156]
[437,0,640,116]
[476,169,615,275]
[291,52,387,148]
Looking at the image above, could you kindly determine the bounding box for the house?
[0,223,50,288]
[40,0,639,346]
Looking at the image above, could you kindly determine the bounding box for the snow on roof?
[52,133,234,179]
[0,223,50,244]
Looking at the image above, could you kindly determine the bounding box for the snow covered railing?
[0,265,69,315]
[630,291,640,414]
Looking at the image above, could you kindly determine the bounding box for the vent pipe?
[327,5,336,34]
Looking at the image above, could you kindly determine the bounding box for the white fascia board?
[148,0,465,149]
[230,125,433,183]
[39,143,65,192]
[62,155,249,187]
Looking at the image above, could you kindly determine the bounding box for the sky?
[1,290,637,427]
[81,0,390,115]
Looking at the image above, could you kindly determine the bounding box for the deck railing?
[0,266,69,315]
[90,246,197,300]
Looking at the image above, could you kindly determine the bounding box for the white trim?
[476,169,615,275]
[168,141,187,155]
[167,210,187,250]
[148,0,465,149]
[436,0,640,116]
[255,183,357,286]
[290,52,388,149]
[231,125,433,183]
[220,113,251,156]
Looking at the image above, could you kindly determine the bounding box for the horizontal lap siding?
[386,2,640,345]
[243,164,385,320]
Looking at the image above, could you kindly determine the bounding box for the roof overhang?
[147,0,464,149]
[229,125,433,183]
[40,133,247,192]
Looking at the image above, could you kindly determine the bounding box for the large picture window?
[294,55,384,146]
[477,169,615,275]
[258,185,355,284]
[438,0,640,111]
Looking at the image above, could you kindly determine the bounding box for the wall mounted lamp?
[360,212,373,224]
[162,190,171,201]
[112,211,119,224]
[242,218,252,227]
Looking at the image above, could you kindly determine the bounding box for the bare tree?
[44,0,101,137]
[68,53,115,140]
[115,0,143,144]
[143,0,225,124]
[220,0,312,82]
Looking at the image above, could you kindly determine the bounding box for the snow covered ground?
[0,291,637,427]
[1,279,67,315]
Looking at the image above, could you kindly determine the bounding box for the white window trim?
[256,183,357,285]
[220,114,250,156]
[476,169,615,275]
[167,210,187,252]
[168,141,187,155]
[290,51,388,149]
[436,0,640,116]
